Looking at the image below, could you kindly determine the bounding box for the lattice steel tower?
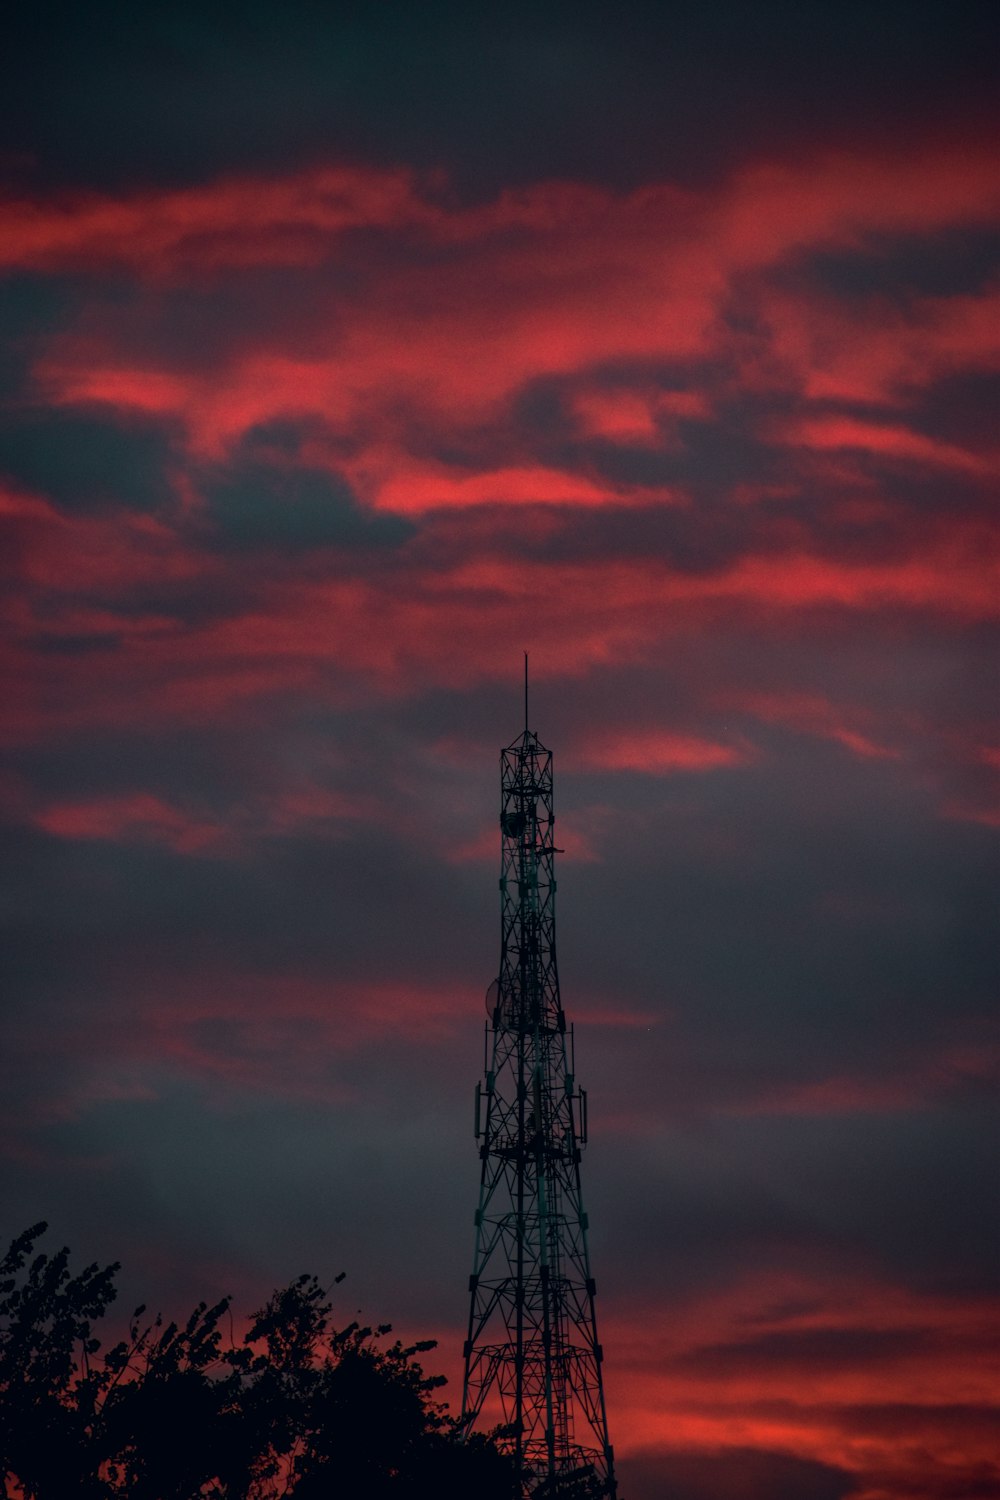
[461,675,617,1498]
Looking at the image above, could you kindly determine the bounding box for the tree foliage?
[0,1224,513,1499]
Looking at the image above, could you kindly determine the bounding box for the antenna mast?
[461,696,617,1498]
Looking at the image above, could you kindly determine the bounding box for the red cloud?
[725,690,901,761]
[30,780,378,854]
[0,165,432,277]
[778,415,995,475]
[3,504,995,749]
[449,818,602,865]
[570,387,712,445]
[426,1268,1000,1499]
[19,138,998,469]
[603,1272,1000,1497]
[939,797,1000,830]
[369,462,632,513]
[3,143,995,285]
[36,793,226,854]
[752,282,1000,408]
[720,1040,1000,1118]
[576,730,750,774]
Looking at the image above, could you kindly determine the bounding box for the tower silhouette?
[461,679,617,1498]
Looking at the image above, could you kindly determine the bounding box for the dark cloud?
[199,458,413,553]
[776,226,1000,306]
[4,1,997,194]
[679,1324,955,1375]
[616,1445,858,1500]
[0,407,177,512]
[583,1102,999,1308]
[908,370,1000,451]
[0,274,83,400]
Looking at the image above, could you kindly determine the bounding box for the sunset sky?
[1,3,998,1496]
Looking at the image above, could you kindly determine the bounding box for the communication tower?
[461,668,618,1498]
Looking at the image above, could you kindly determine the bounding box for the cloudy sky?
[1,3,998,1496]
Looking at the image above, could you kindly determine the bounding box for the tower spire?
[461,714,617,1497]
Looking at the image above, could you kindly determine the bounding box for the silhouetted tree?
[0,1224,513,1499]
[0,1222,117,1497]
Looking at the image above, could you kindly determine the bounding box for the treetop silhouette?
[0,1223,514,1499]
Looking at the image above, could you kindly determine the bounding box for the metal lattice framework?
[461,716,617,1499]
